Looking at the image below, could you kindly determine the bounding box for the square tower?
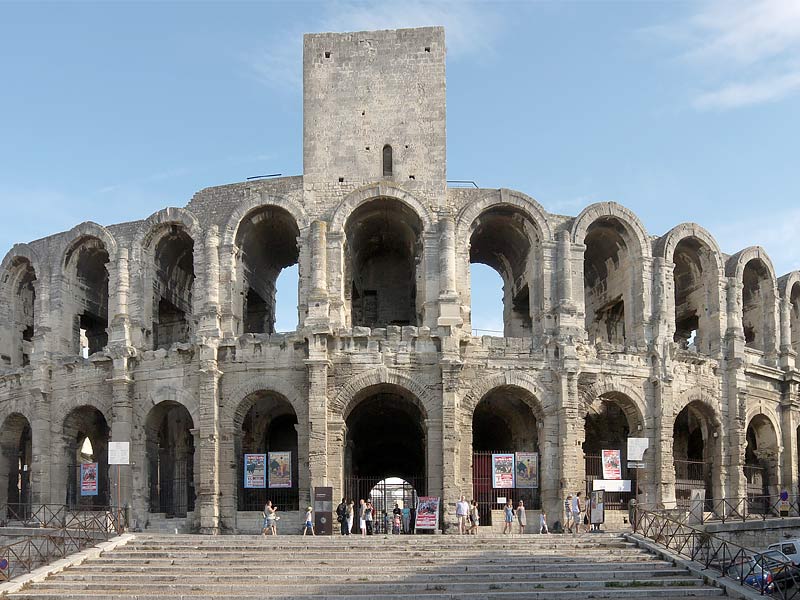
[303,26,446,205]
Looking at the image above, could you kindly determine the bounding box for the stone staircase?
[6,532,725,599]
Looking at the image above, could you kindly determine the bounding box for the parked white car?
[768,539,800,564]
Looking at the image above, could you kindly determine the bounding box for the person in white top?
[456,495,470,534]
[572,492,582,535]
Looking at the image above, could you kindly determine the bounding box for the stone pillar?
[440,360,462,533]
[29,386,52,505]
[306,221,330,327]
[780,297,796,371]
[424,414,443,525]
[556,371,584,524]
[650,257,672,347]
[107,248,131,348]
[109,358,133,512]
[652,379,676,508]
[305,336,329,505]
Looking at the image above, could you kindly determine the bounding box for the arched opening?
[145,402,195,517]
[468,206,540,338]
[790,282,800,356]
[469,263,504,335]
[583,393,642,509]
[673,237,716,354]
[235,207,300,335]
[235,391,299,512]
[1,258,36,367]
[0,414,32,520]
[64,237,109,357]
[344,385,426,522]
[344,199,422,328]
[63,406,109,509]
[471,386,541,525]
[745,414,779,513]
[152,226,194,349]
[368,477,417,534]
[672,401,717,508]
[742,258,776,352]
[583,218,635,346]
[382,145,393,177]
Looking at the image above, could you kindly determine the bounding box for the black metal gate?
[584,453,633,510]
[148,456,194,517]
[472,451,540,526]
[344,476,422,534]
[674,459,712,509]
[6,461,30,521]
[66,464,108,509]
[745,464,769,514]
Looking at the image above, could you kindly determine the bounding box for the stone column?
[306,221,330,327]
[652,379,676,508]
[556,370,584,524]
[109,358,133,512]
[440,360,462,533]
[650,257,672,347]
[305,336,329,505]
[29,386,52,505]
[780,297,796,371]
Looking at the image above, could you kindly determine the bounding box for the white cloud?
[242,1,503,91]
[652,0,800,110]
[711,207,800,277]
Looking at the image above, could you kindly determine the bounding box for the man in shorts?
[456,495,470,534]
[572,492,583,535]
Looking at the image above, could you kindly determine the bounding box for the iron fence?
[633,505,800,598]
[472,452,539,526]
[585,453,633,510]
[639,494,800,525]
[674,459,712,510]
[0,503,127,582]
[344,476,423,534]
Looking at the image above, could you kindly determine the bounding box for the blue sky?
[1,1,799,332]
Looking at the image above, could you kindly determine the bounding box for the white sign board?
[627,437,649,461]
[592,479,631,492]
[108,442,130,465]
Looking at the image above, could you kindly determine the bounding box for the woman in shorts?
[303,506,315,536]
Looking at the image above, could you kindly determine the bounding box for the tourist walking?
[303,506,315,536]
[564,494,573,533]
[503,500,514,534]
[262,500,278,536]
[469,499,479,534]
[540,510,549,534]
[365,500,374,535]
[358,499,367,536]
[336,498,347,536]
[572,492,582,535]
[516,500,527,534]
[346,499,354,535]
[409,506,416,534]
[456,495,470,534]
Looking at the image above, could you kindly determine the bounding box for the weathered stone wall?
[0,26,800,535]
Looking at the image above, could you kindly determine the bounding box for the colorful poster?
[415,496,440,530]
[492,453,515,489]
[515,452,538,488]
[244,453,267,489]
[602,449,622,480]
[80,462,98,496]
[268,451,292,488]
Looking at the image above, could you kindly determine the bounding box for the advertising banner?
[514,452,538,488]
[80,462,98,496]
[244,453,267,489]
[601,449,622,480]
[268,451,292,488]
[492,453,515,489]
[415,497,440,530]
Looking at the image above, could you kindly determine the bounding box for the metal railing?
[0,504,127,581]
[633,505,800,597]
[638,494,800,525]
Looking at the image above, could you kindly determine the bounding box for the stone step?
[12,577,713,594]
[6,592,725,600]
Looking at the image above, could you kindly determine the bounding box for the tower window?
[382,145,393,177]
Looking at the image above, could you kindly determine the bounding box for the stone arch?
[329,183,435,234]
[570,201,651,259]
[744,411,781,504]
[673,389,722,429]
[779,271,800,355]
[579,380,647,431]
[221,192,310,247]
[654,222,724,274]
[332,367,437,420]
[461,371,548,418]
[0,245,42,368]
[0,412,32,512]
[144,386,199,430]
[671,392,722,506]
[726,247,778,353]
[57,222,118,265]
[135,207,203,252]
[61,403,111,507]
[223,374,306,424]
[56,393,113,431]
[454,189,553,244]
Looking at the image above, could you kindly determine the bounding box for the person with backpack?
[336,498,347,536]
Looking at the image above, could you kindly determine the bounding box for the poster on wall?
[515,452,538,488]
[268,451,292,488]
[244,454,267,489]
[415,497,440,530]
[601,449,622,480]
[80,462,98,496]
[492,453,515,489]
